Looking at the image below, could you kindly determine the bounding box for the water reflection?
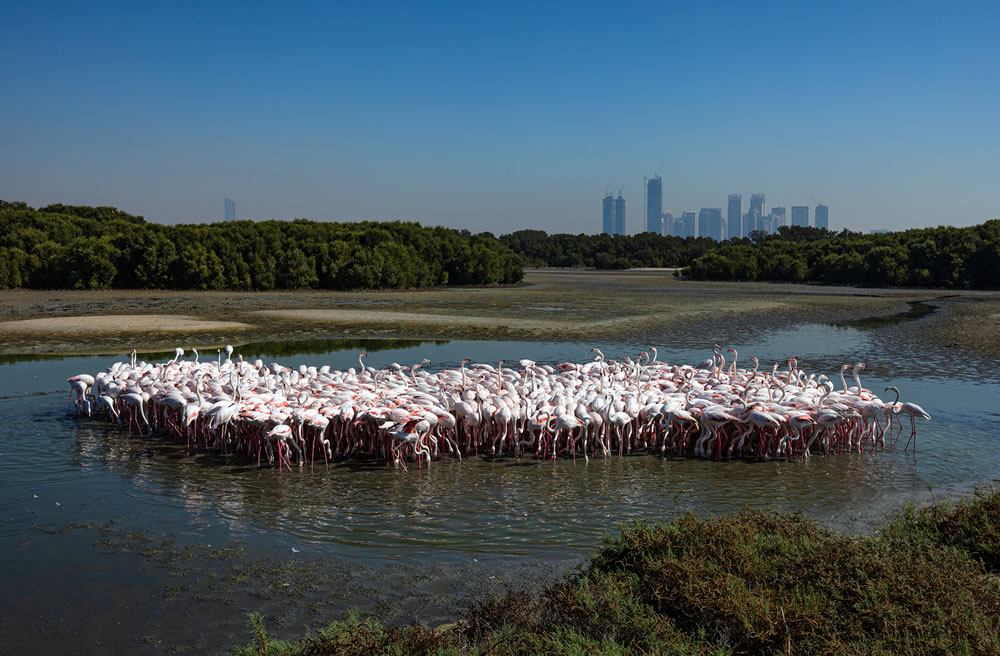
[3,324,998,559]
[27,324,994,560]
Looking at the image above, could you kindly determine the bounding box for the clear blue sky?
[2,0,997,234]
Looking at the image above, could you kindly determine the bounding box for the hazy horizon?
[2,1,998,234]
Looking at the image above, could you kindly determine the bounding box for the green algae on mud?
[0,270,966,355]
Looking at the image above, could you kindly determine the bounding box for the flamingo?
[122,392,151,435]
[67,374,95,413]
[885,386,931,451]
[66,343,917,469]
[696,406,737,459]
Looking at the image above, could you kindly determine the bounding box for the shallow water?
[834,298,941,330]
[0,322,997,654]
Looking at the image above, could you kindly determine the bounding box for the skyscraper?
[771,207,786,228]
[682,211,696,238]
[602,194,615,235]
[698,208,723,241]
[727,194,742,240]
[749,193,766,218]
[615,193,626,236]
[661,212,673,237]
[646,176,662,234]
[815,204,829,230]
[664,213,681,236]
[791,205,809,227]
[224,197,236,221]
[670,215,685,237]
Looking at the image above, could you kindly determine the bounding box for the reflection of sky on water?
[2,322,997,560]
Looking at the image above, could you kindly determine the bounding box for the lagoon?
[1,304,997,653]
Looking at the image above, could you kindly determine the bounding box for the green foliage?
[230,608,456,656]
[589,511,999,654]
[64,236,119,289]
[685,220,1000,288]
[0,201,523,291]
[498,230,716,270]
[233,490,1000,655]
[882,487,1000,573]
[687,245,760,281]
[10,198,994,291]
[499,221,1000,288]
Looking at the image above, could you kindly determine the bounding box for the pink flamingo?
[885,386,931,451]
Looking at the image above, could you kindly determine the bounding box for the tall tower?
[727,194,742,240]
[745,193,765,236]
[615,193,626,236]
[224,198,236,221]
[646,176,663,234]
[602,194,615,235]
[771,207,786,228]
[661,212,673,237]
[699,208,723,241]
[815,204,829,230]
[791,205,810,227]
[682,211,696,238]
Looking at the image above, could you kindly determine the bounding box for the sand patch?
[0,314,252,334]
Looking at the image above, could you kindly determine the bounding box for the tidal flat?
[1,269,993,357]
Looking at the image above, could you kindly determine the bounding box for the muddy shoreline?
[2,270,994,357]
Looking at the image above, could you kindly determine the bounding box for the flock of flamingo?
[66,345,931,470]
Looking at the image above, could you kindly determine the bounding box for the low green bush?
[233,489,1000,655]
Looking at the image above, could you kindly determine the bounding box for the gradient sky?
[2,1,998,234]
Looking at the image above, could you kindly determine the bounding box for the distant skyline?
[2,1,998,234]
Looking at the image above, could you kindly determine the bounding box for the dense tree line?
[498,229,717,269]
[685,223,1000,288]
[5,200,995,290]
[0,201,523,290]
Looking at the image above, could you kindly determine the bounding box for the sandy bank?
[0,314,253,334]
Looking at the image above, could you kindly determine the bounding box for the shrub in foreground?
[233,490,1000,655]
